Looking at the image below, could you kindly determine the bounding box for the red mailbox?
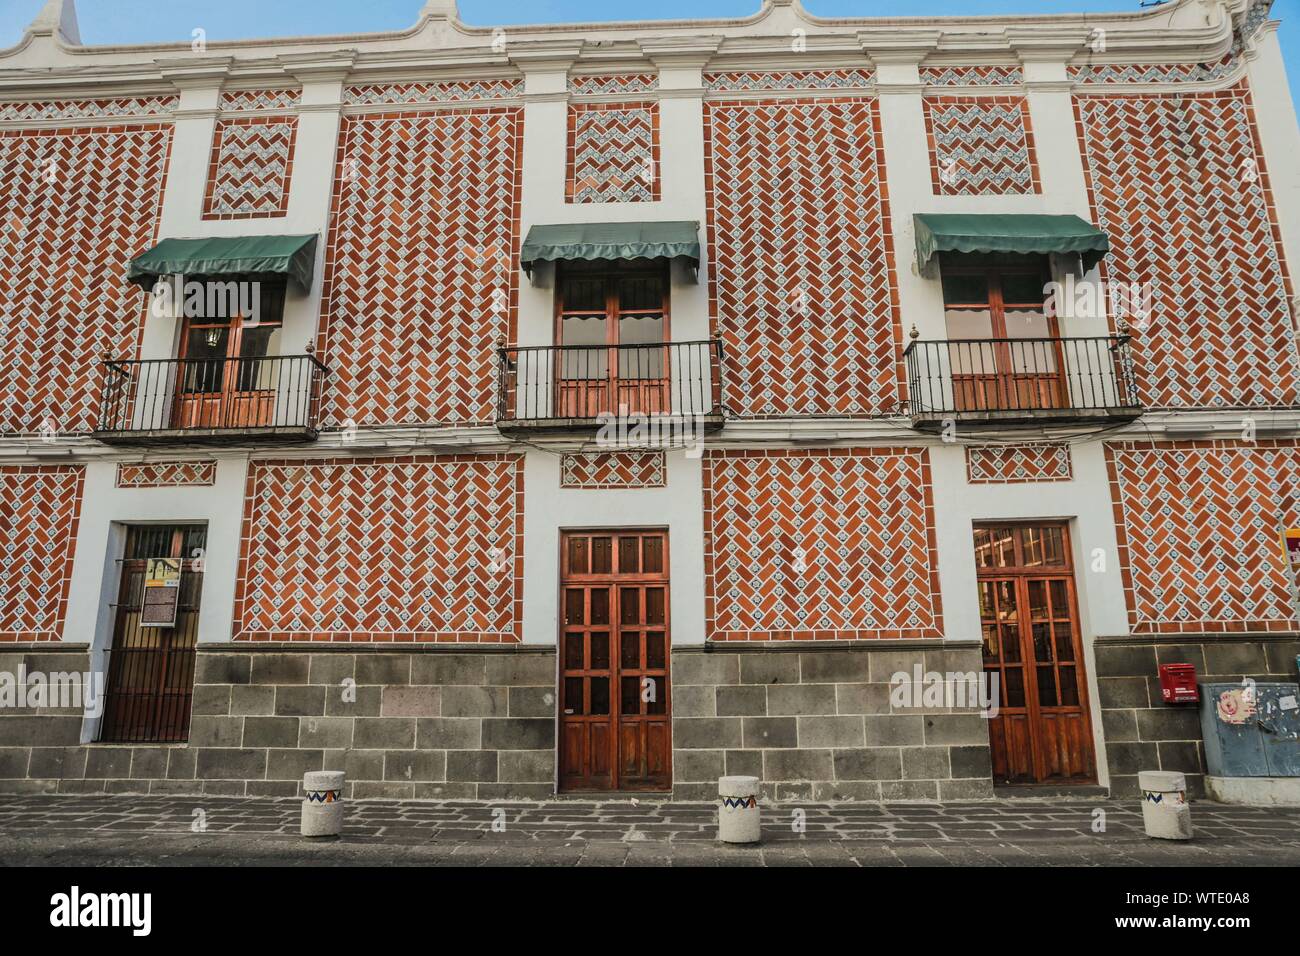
[1159,663,1199,704]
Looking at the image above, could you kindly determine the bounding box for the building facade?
[0,0,1298,802]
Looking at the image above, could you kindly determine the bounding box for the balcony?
[496,340,725,433]
[904,335,1142,430]
[94,354,328,446]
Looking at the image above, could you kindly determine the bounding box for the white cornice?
[170,108,220,121]
[155,56,234,91]
[277,50,357,84]
[639,36,724,68]
[0,0,1256,103]
[859,29,942,63]
[2,406,1299,465]
[507,44,585,72]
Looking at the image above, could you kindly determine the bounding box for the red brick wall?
[919,65,1024,87]
[966,444,1072,484]
[569,74,658,96]
[703,449,943,641]
[201,114,298,220]
[924,95,1039,196]
[566,102,660,204]
[232,455,523,642]
[0,119,171,435]
[704,94,900,417]
[1105,440,1300,634]
[317,106,523,428]
[0,465,84,642]
[560,452,666,489]
[115,462,216,488]
[1076,82,1297,409]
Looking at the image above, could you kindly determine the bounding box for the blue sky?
[0,0,1297,97]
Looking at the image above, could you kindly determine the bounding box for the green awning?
[128,234,319,290]
[914,214,1109,272]
[521,221,700,273]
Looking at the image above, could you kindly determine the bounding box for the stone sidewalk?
[1,794,1298,866]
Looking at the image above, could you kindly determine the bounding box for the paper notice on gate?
[142,557,183,627]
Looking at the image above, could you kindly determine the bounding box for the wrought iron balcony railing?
[94,354,329,445]
[497,340,725,430]
[903,335,1142,429]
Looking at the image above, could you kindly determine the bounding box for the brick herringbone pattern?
[219,88,301,112]
[0,465,84,641]
[566,102,660,203]
[705,97,900,417]
[925,96,1039,195]
[232,456,523,643]
[0,96,177,122]
[704,70,874,92]
[318,108,523,427]
[0,123,171,435]
[560,452,666,489]
[1076,84,1297,409]
[966,444,1072,484]
[569,74,659,96]
[1105,440,1300,633]
[342,80,522,106]
[702,449,943,641]
[202,116,297,219]
[921,65,1024,86]
[116,462,216,488]
[1069,55,1238,85]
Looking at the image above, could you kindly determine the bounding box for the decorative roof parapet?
[0,0,1266,100]
[26,0,80,46]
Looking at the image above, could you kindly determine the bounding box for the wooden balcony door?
[974,523,1096,785]
[171,282,284,429]
[943,264,1066,412]
[555,263,669,418]
[559,530,671,792]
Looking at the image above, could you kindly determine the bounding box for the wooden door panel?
[615,379,669,416]
[557,379,612,418]
[619,723,643,779]
[1039,712,1093,781]
[559,531,671,792]
[990,714,1035,784]
[1012,373,1064,410]
[644,719,670,777]
[953,374,1001,411]
[561,722,586,779]
[224,391,276,427]
[589,722,612,783]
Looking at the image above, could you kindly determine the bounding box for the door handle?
[563,709,575,715]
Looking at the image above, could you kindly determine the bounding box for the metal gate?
[98,524,207,743]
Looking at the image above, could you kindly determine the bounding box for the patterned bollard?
[1139,770,1192,840]
[301,771,345,838]
[718,775,761,844]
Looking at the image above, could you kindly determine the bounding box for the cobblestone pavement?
[1,794,1298,865]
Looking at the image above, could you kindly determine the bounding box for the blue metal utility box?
[1199,683,1300,777]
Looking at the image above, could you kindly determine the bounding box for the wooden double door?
[556,264,670,418]
[975,523,1096,785]
[173,284,285,430]
[559,530,671,791]
[943,264,1066,413]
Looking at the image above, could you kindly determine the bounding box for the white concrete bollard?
[718,775,761,844]
[1139,770,1192,841]
[301,771,345,838]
